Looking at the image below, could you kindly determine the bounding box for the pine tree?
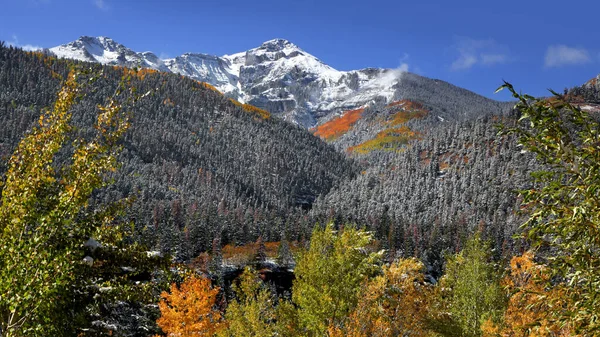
[276,237,294,268]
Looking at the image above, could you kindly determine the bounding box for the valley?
[1,30,599,335]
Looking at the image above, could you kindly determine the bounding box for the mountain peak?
[50,35,173,72]
[77,36,115,45]
[258,38,297,52]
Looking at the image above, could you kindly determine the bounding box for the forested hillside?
[311,114,537,273]
[0,43,535,265]
[3,42,600,336]
[0,44,356,259]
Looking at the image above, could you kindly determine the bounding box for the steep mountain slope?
[49,36,507,128]
[571,74,600,108]
[0,45,357,258]
[313,72,513,152]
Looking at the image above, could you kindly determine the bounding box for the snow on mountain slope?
[228,39,405,126]
[50,36,170,72]
[50,36,500,128]
[163,53,243,100]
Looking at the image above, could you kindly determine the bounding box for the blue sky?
[1,0,598,100]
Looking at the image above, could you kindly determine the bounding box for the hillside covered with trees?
[1,43,599,336]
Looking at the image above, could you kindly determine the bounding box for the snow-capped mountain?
[222,39,403,126]
[163,53,242,101]
[49,36,502,127]
[49,36,406,127]
[50,36,170,72]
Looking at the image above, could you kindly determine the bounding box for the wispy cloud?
[377,62,409,87]
[93,0,109,11]
[544,45,591,68]
[450,37,509,71]
[7,35,41,51]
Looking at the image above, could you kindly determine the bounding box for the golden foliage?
[200,81,222,94]
[348,126,421,154]
[387,100,428,126]
[218,267,276,337]
[482,252,577,337]
[220,241,300,266]
[242,104,271,119]
[228,99,271,119]
[155,275,223,337]
[222,241,278,266]
[345,100,427,154]
[329,258,433,337]
[313,108,365,140]
[116,67,160,81]
[0,67,135,335]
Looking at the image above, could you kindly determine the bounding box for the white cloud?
[94,0,109,11]
[378,62,409,87]
[7,35,41,52]
[544,45,591,68]
[450,37,509,71]
[452,54,477,71]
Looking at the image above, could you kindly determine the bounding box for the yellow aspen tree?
[292,224,382,336]
[329,258,433,337]
[0,67,140,337]
[155,275,223,337]
[481,252,577,337]
[219,267,276,337]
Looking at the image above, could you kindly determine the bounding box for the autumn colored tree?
[219,267,276,337]
[156,275,223,337]
[292,224,383,336]
[481,252,576,337]
[273,300,302,337]
[329,258,434,337]
[0,67,159,336]
[497,82,600,334]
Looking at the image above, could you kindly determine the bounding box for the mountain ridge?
[49,36,506,128]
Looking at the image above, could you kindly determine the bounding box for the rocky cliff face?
[50,36,504,127]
